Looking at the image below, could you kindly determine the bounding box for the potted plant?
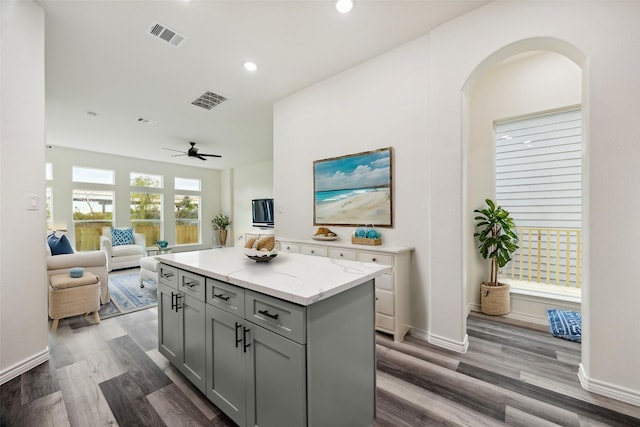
[212,213,231,246]
[473,199,519,315]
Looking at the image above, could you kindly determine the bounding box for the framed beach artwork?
[313,147,393,227]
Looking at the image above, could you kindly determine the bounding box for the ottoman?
[139,256,159,288]
[49,272,100,331]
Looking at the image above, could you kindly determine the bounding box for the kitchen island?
[156,247,390,427]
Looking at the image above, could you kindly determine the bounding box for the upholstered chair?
[100,227,146,272]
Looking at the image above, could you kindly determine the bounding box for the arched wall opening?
[460,37,587,360]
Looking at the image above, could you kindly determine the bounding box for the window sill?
[500,278,581,304]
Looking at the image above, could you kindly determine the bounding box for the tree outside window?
[131,174,162,245]
[175,195,200,244]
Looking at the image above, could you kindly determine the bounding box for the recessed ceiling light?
[336,0,353,14]
[243,61,258,72]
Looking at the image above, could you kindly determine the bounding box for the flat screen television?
[252,198,274,228]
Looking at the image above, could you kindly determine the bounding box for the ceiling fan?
[163,142,221,161]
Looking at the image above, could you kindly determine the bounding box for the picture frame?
[313,147,393,227]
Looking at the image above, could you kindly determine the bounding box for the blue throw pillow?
[111,227,134,246]
[47,234,74,255]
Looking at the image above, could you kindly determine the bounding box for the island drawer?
[300,245,327,257]
[179,270,206,302]
[159,264,178,288]
[207,278,244,317]
[357,251,393,268]
[245,290,306,344]
[328,248,356,261]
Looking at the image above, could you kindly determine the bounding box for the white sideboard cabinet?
[276,238,413,342]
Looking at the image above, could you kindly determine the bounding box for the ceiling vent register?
[191,91,228,110]
[149,22,185,48]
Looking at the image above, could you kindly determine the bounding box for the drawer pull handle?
[171,293,182,312]
[184,280,198,288]
[258,309,279,320]
[235,322,242,348]
[243,327,251,353]
[340,253,344,257]
[286,246,290,250]
[372,258,377,262]
[162,272,174,278]
[214,293,230,301]
[310,250,314,254]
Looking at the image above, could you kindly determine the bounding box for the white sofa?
[100,227,146,272]
[46,244,110,304]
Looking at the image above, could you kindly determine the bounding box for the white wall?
[0,0,49,383]
[46,146,221,251]
[232,160,273,245]
[430,0,640,404]
[275,0,640,405]
[467,52,582,314]
[274,35,431,339]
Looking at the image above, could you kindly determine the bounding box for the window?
[131,191,162,245]
[175,194,200,245]
[45,162,53,180]
[130,172,162,188]
[46,187,53,226]
[72,166,114,185]
[72,189,113,251]
[175,177,201,191]
[495,108,582,287]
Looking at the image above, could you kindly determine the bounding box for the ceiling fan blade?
[162,147,186,154]
[199,153,222,158]
[171,153,187,157]
[196,155,207,161]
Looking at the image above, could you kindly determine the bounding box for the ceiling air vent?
[191,91,228,110]
[148,22,185,48]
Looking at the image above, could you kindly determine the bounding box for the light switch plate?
[26,193,39,210]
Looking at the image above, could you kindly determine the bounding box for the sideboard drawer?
[376,290,394,316]
[280,242,300,253]
[357,251,393,268]
[328,248,356,261]
[375,273,394,291]
[245,290,306,344]
[179,270,206,302]
[207,278,244,317]
[159,264,178,288]
[376,313,394,332]
[300,245,327,257]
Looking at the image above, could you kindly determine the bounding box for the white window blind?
[495,108,582,287]
[495,108,582,229]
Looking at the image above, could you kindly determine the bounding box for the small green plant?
[212,213,231,230]
[473,199,519,286]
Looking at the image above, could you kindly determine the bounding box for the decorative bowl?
[245,249,278,263]
[156,240,169,249]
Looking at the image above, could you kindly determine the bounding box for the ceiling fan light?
[336,0,353,14]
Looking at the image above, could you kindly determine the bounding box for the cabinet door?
[158,282,181,365]
[246,325,306,427]
[206,305,247,427]
[181,293,206,392]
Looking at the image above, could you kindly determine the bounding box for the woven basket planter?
[480,282,510,315]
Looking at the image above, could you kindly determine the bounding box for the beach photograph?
[313,148,392,226]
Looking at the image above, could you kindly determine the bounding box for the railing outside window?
[504,227,582,288]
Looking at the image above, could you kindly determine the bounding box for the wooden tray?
[351,237,382,246]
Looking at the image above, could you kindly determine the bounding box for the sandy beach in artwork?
[315,188,391,224]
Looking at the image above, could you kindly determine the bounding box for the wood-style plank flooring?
[2,308,640,426]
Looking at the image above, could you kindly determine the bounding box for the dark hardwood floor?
[2,308,639,426]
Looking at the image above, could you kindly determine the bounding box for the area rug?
[547,309,581,342]
[99,272,157,320]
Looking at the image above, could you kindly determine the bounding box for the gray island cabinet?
[156,247,391,427]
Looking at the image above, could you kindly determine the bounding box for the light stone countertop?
[155,246,391,306]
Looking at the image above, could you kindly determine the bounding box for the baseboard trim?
[579,364,640,407]
[0,348,50,385]
[428,331,469,354]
